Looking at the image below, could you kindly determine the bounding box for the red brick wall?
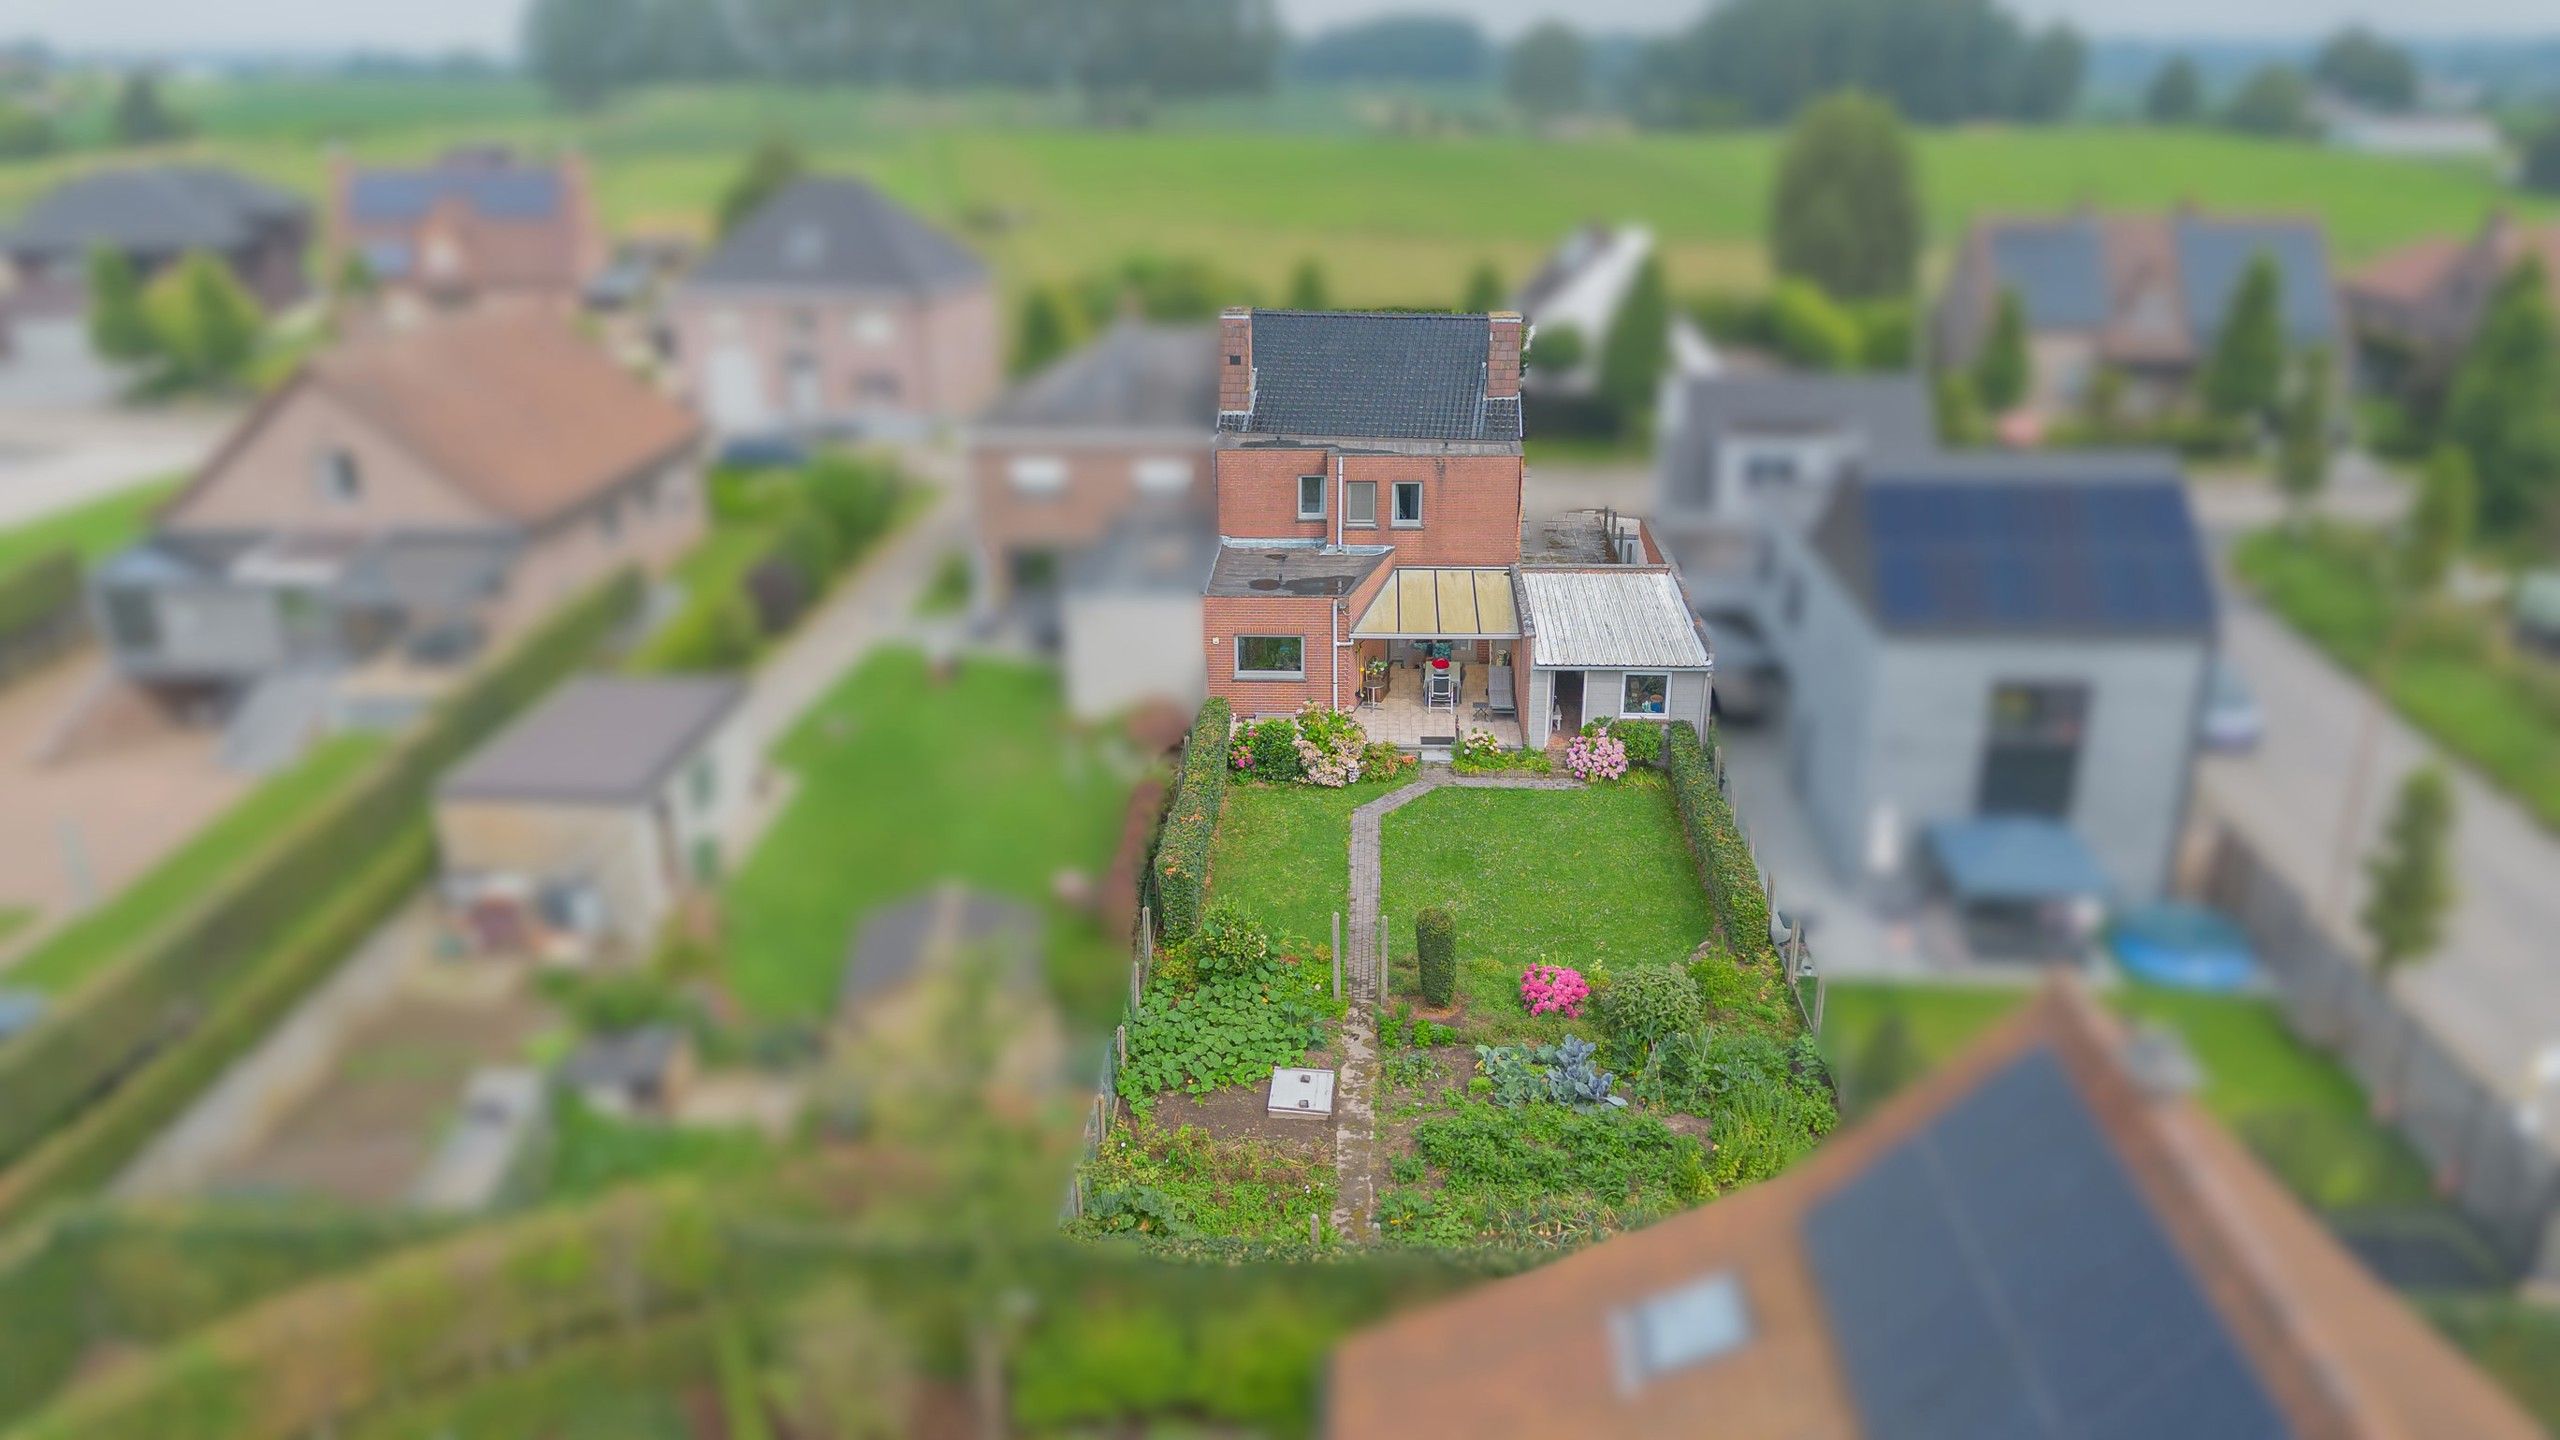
[1202,593,1344,715]
[969,438,1209,605]
[1212,448,1521,566]
[1487,313,1522,399]
[1213,447,1331,541]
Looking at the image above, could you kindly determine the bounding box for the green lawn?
[1821,979,2434,1210]
[5,732,389,995]
[1204,777,1398,947]
[1378,779,1715,1038]
[2234,524,2560,832]
[0,479,178,575]
[720,647,1129,1024]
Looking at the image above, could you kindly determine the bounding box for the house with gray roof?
[434,675,760,961]
[1770,451,2216,910]
[1935,206,2345,419]
[672,175,999,440]
[324,146,604,314]
[1,164,310,319]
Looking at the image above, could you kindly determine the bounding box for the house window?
[1009,455,1067,494]
[1622,673,1670,717]
[1133,457,1191,494]
[851,310,896,345]
[789,308,817,342]
[1297,474,1327,521]
[1344,481,1377,527]
[1392,481,1423,527]
[103,589,160,653]
[1979,681,2091,819]
[1234,635,1304,680]
[1612,1272,1751,1392]
[688,755,717,811]
[860,373,900,400]
[1742,451,1799,491]
[315,449,362,505]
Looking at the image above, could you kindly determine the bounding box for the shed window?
[1234,635,1304,680]
[1622,673,1669,717]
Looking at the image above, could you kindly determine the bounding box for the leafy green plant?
[1415,906,1456,1007]
[1121,959,1328,1097]
[1471,1036,1620,1109]
[1149,699,1232,943]
[1190,903,1273,979]
[1242,718,1305,782]
[1594,966,1703,1061]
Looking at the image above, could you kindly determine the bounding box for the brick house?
[670,176,1000,441]
[324,146,606,314]
[0,164,311,320]
[2345,212,2560,392]
[91,311,704,755]
[1203,308,1709,752]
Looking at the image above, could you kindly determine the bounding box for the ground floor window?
[1622,672,1669,716]
[1234,634,1305,680]
[1979,680,2089,818]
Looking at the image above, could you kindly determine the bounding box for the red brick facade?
[968,439,1209,606]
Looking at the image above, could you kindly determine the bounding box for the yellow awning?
[1351,567,1520,638]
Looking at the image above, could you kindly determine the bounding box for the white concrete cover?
[1268,1066,1336,1118]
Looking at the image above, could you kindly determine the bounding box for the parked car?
[2198,659,2263,753]
[2109,903,2260,992]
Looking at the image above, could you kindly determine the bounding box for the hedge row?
[1663,720,1773,963]
[0,549,78,637]
[1147,698,1231,944]
[0,570,643,1183]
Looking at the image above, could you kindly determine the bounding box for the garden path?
[1334,768,1583,1239]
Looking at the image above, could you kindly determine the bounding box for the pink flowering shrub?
[1293,702,1365,787]
[1519,963,1590,1019]
[1563,733,1629,782]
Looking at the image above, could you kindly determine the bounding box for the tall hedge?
[1415,906,1455,1008]
[0,549,79,637]
[1148,698,1231,943]
[0,570,643,1188]
[1663,720,1773,962]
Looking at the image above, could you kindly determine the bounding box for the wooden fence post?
[1811,974,1827,1036]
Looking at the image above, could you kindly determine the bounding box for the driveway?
[0,405,232,531]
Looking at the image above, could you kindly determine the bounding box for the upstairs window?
[1344,481,1377,527]
[316,448,362,506]
[851,310,896,345]
[1392,481,1423,526]
[1133,456,1192,494]
[1008,455,1067,494]
[1297,474,1327,521]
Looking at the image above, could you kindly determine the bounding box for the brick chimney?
[1217,306,1254,421]
[1486,311,1523,400]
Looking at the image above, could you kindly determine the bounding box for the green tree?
[2011,24,2085,122]
[2526,120,2560,198]
[1933,369,1986,446]
[1643,0,2073,125]
[2275,347,2334,519]
[143,253,262,388]
[1528,322,1584,378]
[1415,907,1454,1008]
[2083,363,2127,435]
[1504,21,1588,123]
[1972,288,2030,413]
[1596,254,1669,428]
[2145,55,2204,124]
[1286,256,1329,310]
[1461,261,1505,313]
[2360,766,2456,977]
[85,247,156,364]
[2312,26,2418,113]
[108,70,188,146]
[0,98,54,159]
[2443,258,2560,540]
[2222,64,2313,137]
[523,0,646,110]
[715,135,804,237]
[1012,286,1078,377]
[2201,252,2285,423]
[1770,91,1921,302]
[1770,280,1861,371]
[2399,447,2476,598]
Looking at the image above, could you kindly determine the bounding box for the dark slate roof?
[840,887,1041,1013]
[3,165,306,257]
[1204,540,1392,598]
[348,166,562,223]
[688,176,986,294]
[559,1024,685,1091]
[2174,217,2340,347]
[1802,1045,2288,1439]
[1810,457,2215,639]
[438,676,744,805]
[1661,374,1937,509]
[1233,310,1517,443]
[980,320,1217,432]
[1985,219,2109,331]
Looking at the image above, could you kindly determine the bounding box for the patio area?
[1354,655,1522,750]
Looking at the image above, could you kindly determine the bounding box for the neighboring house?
[2346,212,2560,389]
[435,675,757,961]
[93,312,705,743]
[1202,307,1709,752]
[0,164,311,320]
[1330,979,2541,1440]
[1511,223,1652,395]
[1773,453,2215,905]
[671,176,1000,441]
[325,146,605,314]
[1935,207,2345,417]
[1058,510,1219,720]
[558,1024,694,1120]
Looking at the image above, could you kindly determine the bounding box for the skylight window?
[1611,1271,1751,1393]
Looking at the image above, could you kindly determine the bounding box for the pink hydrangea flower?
[1520,963,1589,1018]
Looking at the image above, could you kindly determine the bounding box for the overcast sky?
[1,0,2553,59]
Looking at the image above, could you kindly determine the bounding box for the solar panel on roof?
[1850,480,2213,636]
[1801,1048,2291,1440]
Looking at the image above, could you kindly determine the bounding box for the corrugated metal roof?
[1351,566,1519,638]
[1518,569,1711,669]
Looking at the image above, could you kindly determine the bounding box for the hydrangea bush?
[1292,702,1365,787]
[1520,963,1590,1018]
[1563,733,1629,782]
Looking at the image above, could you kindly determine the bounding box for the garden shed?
[1516,567,1714,748]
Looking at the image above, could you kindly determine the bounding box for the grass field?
[5,732,389,995]
[1,80,2546,310]
[719,647,1128,1024]
[0,479,178,574]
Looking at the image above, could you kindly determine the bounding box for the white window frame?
[1233,634,1305,681]
[1297,473,1327,521]
[1008,455,1067,494]
[1621,672,1671,718]
[850,309,896,345]
[1343,480,1377,528]
[1133,456,1192,494]
[1391,480,1424,528]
